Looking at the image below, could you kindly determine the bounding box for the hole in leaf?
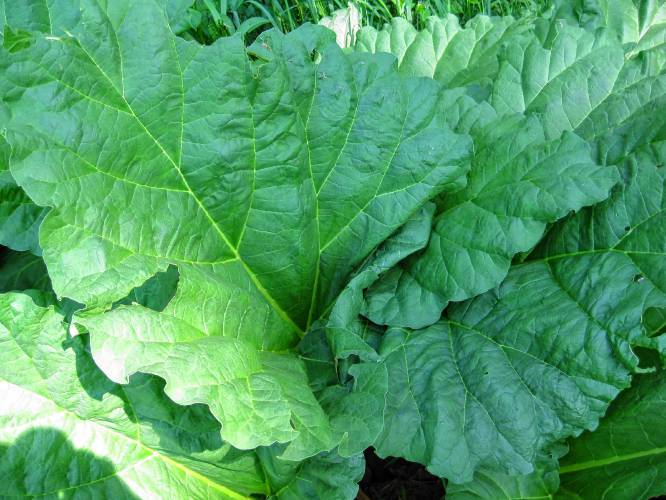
[310,49,321,64]
[633,274,644,283]
[624,226,631,232]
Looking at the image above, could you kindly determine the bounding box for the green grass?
[181,0,548,43]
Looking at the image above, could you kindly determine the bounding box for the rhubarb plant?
[1,0,665,498]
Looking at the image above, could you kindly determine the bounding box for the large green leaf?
[2,0,471,456]
[0,292,268,499]
[352,21,627,327]
[310,204,436,458]
[77,297,337,460]
[557,369,666,499]
[448,368,666,500]
[429,49,666,487]
[1,291,365,499]
[365,136,666,482]
[3,1,471,317]
[490,23,625,140]
[362,113,619,328]
[359,17,666,328]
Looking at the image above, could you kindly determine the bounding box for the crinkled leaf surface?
[557,369,666,499]
[4,1,470,314]
[456,370,666,499]
[312,204,437,457]
[2,0,471,456]
[362,113,618,328]
[328,202,435,359]
[364,36,666,481]
[0,292,269,499]
[359,18,665,328]
[490,23,626,140]
[1,291,364,499]
[366,135,666,482]
[552,0,666,55]
[77,300,337,460]
[4,2,664,497]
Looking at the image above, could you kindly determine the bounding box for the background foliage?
[179,0,547,42]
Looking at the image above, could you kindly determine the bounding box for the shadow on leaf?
[0,427,138,498]
[69,333,224,455]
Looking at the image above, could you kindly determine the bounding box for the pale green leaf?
[319,3,361,48]
[77,300,335,460]
[0,292,268,499]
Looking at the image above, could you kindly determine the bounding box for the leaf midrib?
[523,206,666,266]
[560,446,666,474]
